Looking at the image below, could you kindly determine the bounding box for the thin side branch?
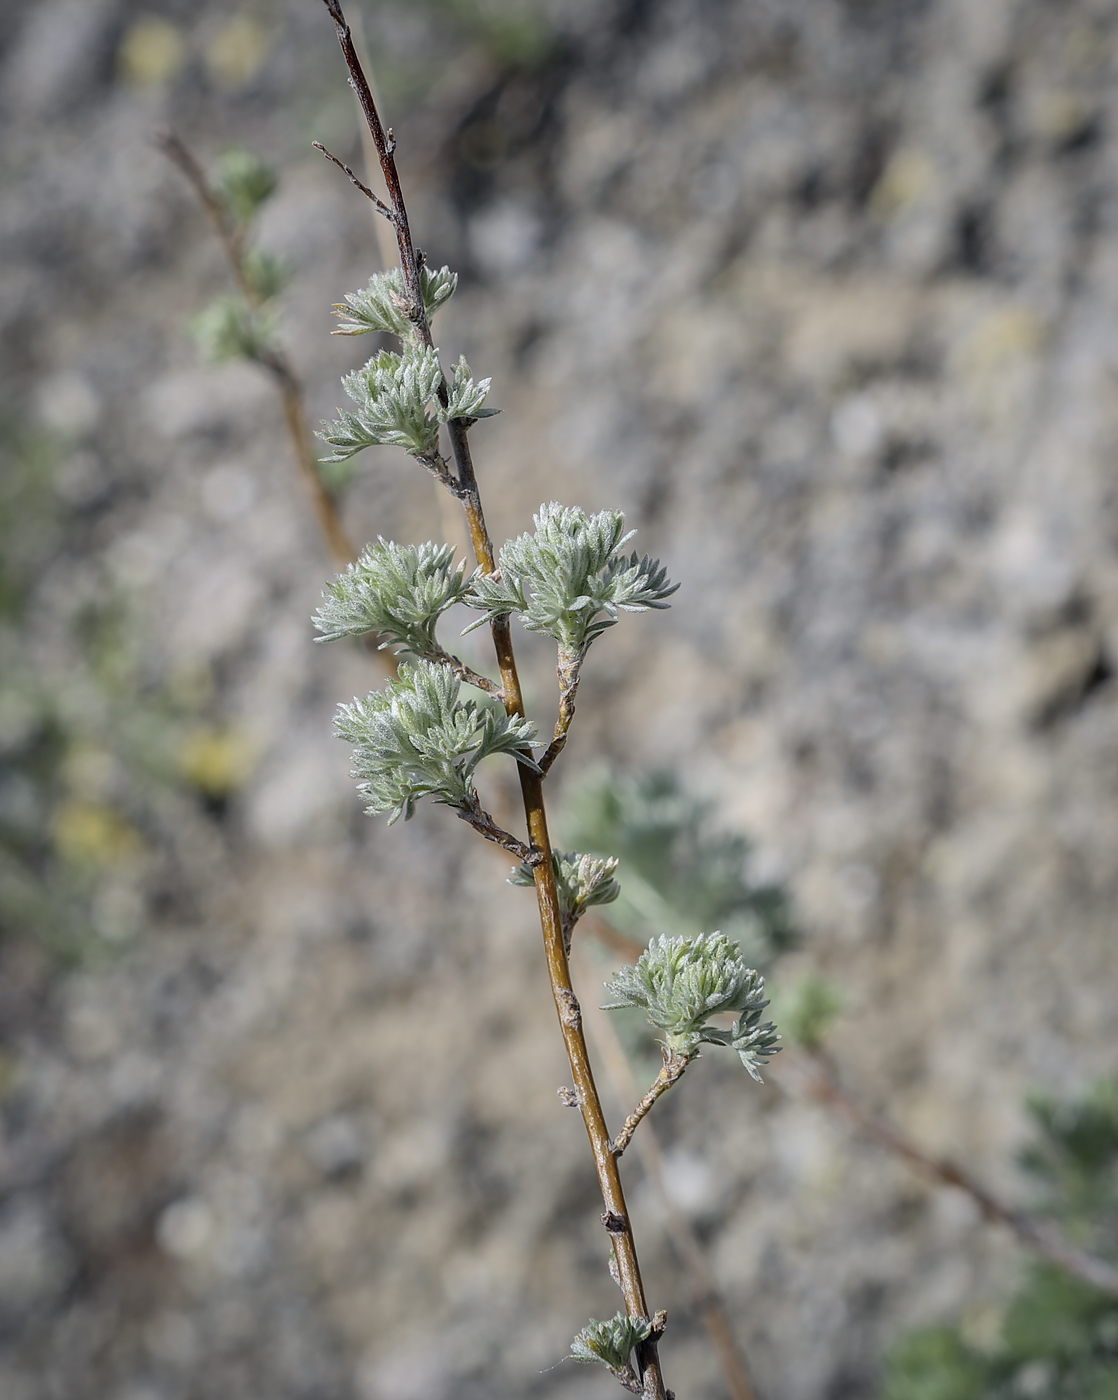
[539,644,585,777]
[425,649,503,698]
[612,1048,691,1158]
[416,451,469,499]
[795,1050,1118,1300]
[458,798,531,861]
[576,934,762,1400]
[155,128,359,574]
[312,141,394,221]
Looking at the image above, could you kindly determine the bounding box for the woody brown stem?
[612,1048,691,1158]
[540,644,585,777]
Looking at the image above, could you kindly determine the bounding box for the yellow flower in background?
[177,726,257,800]
[204,15,272,89]
[54,800,142,870]
[117,17,186,88]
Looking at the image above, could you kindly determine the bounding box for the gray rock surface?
[1,1,1116,1397]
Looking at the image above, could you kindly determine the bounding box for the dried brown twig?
[778,1048,1118,1300]
[316,2,670,1394]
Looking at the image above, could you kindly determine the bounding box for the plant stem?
[793,1049,1118,1300]
[612,1048,691,1158]
[154,128,358,572]
[577,947,761,1400]
[319,5,669,1393]
[540,644,584,777]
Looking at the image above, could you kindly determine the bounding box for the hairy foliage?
[331,264,458,339]
[313,539,471,654]
[334,660,536,824]
[563,768,795,964]
[320,346,444,460]
[570,1312,652,1375]
[509,850,620,927]
[465,502,677,650]
[213,145,277,223]
[603,931,780,1077]
[189,296,280,364]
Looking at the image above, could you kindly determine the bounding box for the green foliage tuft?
[331,264,458,339]
[773,974,843,1052]
[882,1080,1118,1400]
[442,354,499,422]
[313,539,472,655]
[334,659,537,824]
[569,1311,652,1374]
[243,247,290,302]
[509,849,620,926]
[603,931,780,1077]
[189,296,279,364]
[562,768,795,965]
[881,1327,989,1400]
[214,146,278,223]
[464,502,677,651]
[319,346,444,461]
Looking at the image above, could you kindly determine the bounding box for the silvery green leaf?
[603,931,779,1066]
[319,346,442,461]
[331,264,458,338]
[509,850,620,926]
[569,1312,651,1373]
[313,539,473,653]
[440,355,499,422]
[189,296,280,364]
[335,659,537,824]
[214,146,277,223]
[465,502,677,650]
[243,247,290,302]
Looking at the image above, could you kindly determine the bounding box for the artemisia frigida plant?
[305,5,780,1395]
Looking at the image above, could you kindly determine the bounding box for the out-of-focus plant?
[0,422,248,961]
[156,133,357,567]
[882,1080,1118,1400]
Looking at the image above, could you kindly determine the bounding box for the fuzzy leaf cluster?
[214,146,277,223]
[562,769,796,965]
[335,660,536,824]
[243,247,290,302]
[444,355,499,422]
[570,1312,651,1376]
[332,264,458,339]
[189,296,279,364]
[320,347,443,461]
[509,850,620,926]
[465,502,677,650]
[313,539,471,654]
[603,932,779,1077]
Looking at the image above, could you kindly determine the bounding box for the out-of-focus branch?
[778,1048,1118,1300]
[154,128,358,573]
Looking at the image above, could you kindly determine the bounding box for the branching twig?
[540,644,585,777]
[155,128,358,573]
[612,1048,691,1158]
[576,933,762,1400]
[312,141,394,221]
[319,5,670,1396]
[424,648,502,698]
[458,797,532,861]
[786,1049,1118,1301]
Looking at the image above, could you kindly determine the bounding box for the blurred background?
[1,0,1117,1397]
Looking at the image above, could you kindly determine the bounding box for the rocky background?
[2,0,1117,1397]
